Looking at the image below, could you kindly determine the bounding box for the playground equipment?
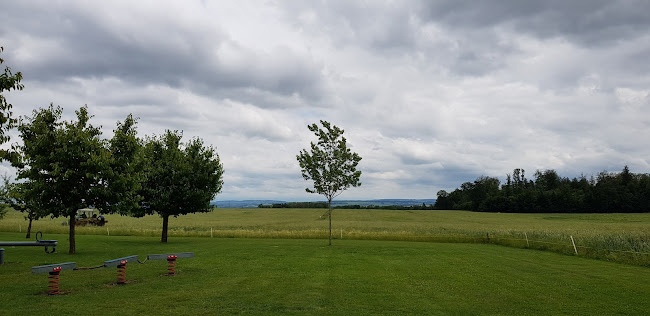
[104,255,139,284]
[0,232,57,256]
[30,252,194,294]
[32,262,76,295]
[147,252,194,276]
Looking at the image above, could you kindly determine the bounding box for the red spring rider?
[48,266,62,295]
[167,255,178,276]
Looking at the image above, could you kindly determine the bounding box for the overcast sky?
[1,0,649,201]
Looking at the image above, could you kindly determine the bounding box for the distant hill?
[213,200,286,208]
[213,199,436,209]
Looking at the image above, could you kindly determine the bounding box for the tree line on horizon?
[258,201,436,210]
[434,166,650,213]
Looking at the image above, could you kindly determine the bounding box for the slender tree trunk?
[328,199,332,246]
[161,214,169,243]
[25,216,33,239]
[69,214,76,254]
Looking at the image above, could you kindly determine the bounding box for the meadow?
[1,233,649,315]
[1,208,648,266]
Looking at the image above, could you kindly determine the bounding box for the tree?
[297,120,362,246]
[138,130,224,243]
[0,175,10,220]
[13,105,112,253]
[103,114,143,215]
[434,190,453,210]
[0,175,41,238]
[0,46,24,160]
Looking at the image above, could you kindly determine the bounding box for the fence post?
[570,235,578,255]
[525,232,529,247]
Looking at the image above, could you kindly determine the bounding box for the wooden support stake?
[570,235,578,255]
[211,227,213,238]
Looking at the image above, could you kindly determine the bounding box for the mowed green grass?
[1,232,648,315]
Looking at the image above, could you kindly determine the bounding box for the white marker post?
[570,235,578,255]
[525,232,529,247]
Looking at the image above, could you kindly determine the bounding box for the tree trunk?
[161,214,169,243]
[69,214,76,254]
[328,199,332,246]
[25,216,33,239]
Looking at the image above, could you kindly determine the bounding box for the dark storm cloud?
[417,0,650,46]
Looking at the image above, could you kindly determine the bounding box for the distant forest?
[259,201,435,210]
[434,166,650,213]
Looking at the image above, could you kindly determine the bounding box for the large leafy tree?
[297,120,362,246]
[138,130,224,243]
[0,46,24,160]
[13,105,120,253]
[102,114,143,215]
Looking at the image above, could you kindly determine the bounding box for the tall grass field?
[1,208,648,266]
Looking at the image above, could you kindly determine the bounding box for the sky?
[1,0,649,201]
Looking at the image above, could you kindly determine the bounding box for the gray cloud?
[418,0,650,46]
[2,0,649,200]
[2,1,326,110]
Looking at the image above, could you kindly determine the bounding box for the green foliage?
[297,120,362,201]
[138,130,224,242]
[12,105,139,252]
[103,114,143,215]
[0,175,9,220]
[436,166,650,213]
[297,120,361,245]
[0,174,41,237]
[0,47,24,160]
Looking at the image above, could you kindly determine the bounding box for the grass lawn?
[1,232,648,315]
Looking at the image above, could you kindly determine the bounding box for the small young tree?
[297,120,362,245]
[138,130,224,243]
[0,175,10,220]
[1,176,42,238]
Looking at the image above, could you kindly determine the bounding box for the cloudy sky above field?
[1,0,649,201]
